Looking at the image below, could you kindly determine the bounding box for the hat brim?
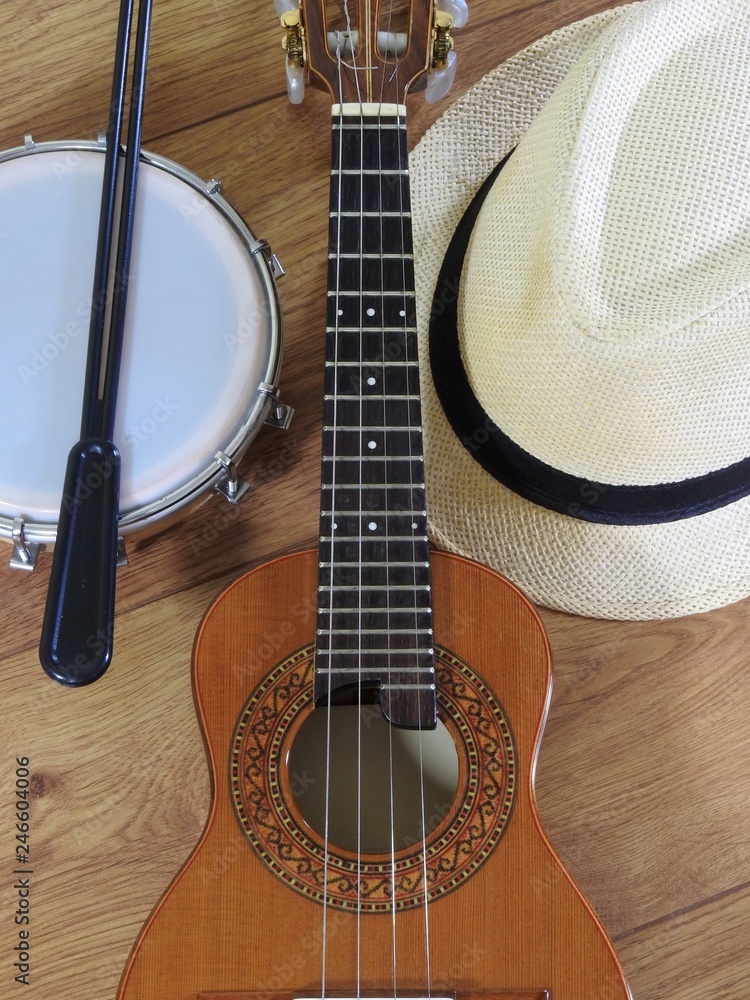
[411,3,750,619]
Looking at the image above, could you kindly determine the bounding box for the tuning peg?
[425,48,457,103]
[280,7,305,104]
[286,60,305,104]
[426,10,457,104]
[437,0,468,29]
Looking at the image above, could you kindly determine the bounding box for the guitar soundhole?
[286,706,459,855]
[230,646,517,911]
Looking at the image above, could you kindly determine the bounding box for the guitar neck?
[315,105,437,730]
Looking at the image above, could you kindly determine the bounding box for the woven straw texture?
[411,0,750,619]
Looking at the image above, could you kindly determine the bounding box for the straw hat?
[412,0,750,620]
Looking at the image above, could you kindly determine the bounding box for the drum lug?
[204,178,222,196]
[259,382,294,430]
[117,536,129,567]
[9,517,42,572]
[268,252,285,280]
[214,451,251,505]
[23,134,36,151]
[249,238,286,280]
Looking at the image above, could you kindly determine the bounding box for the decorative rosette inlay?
[230,645,516,911]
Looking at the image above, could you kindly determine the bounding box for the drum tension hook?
[259,382,294,430]
[249,238,286,281]
[214,451,252,505]
[9,517,42,572]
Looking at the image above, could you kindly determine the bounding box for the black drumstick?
[39,0,153,686]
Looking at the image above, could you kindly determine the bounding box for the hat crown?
[461,0,750,486]
[558,0,750,342]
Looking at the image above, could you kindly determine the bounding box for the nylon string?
[375,2,432,994]
[320,19,352,999]
[343,0,366,990]
[376,4,400,991]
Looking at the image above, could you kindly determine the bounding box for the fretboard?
[315,108,436,730]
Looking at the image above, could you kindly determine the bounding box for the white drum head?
[0,141,282,544]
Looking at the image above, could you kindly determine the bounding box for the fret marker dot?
[368,440,377,450]
[337,309,343,316]
[366,307,376,317]
[412,522,418,529]
[399,309,406,317]
[367,377,376,386]
[332,521,338,529]
[368,521,377,531]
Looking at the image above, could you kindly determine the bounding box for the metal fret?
[322,482,425,491]
[325,360,419,368]
[321,482,425,489]
[323,432,422,440]
[318,582,430,590]
[328,290,414,297]
[321,455,422,462]
[318,535,427,544]
[323,422,419,434]
[332,211,411,217]
[333,169,409,175]
[329,253,414,260]
[326,327,415,333]
[317,672,435,681]
[332,124,407,131]
[320,510,427,517]
[324,392,419,399]
[318,646,432,656]
[319,561,428,569]
[317,627,432,636]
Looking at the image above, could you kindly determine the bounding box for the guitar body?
[117,549,630,1000]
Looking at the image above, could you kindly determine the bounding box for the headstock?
[277,0,465,107]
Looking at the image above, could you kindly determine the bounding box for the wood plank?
[1,582,215,1000]
[3,2,749,1000]
[536,601,750,936]
[616,885,750,1000]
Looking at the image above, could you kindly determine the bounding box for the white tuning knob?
[279,5,305,104]
[286,60,305,104]
[437,0,468,28]
[425,49,457,104]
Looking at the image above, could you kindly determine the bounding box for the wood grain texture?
[0,2,748,1000]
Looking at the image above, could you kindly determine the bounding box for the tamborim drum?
[0,137,290,569]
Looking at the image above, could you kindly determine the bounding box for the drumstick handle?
[39,0,152,686]
[39,440,120,686]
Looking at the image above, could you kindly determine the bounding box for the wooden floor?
[1,1,749,998]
